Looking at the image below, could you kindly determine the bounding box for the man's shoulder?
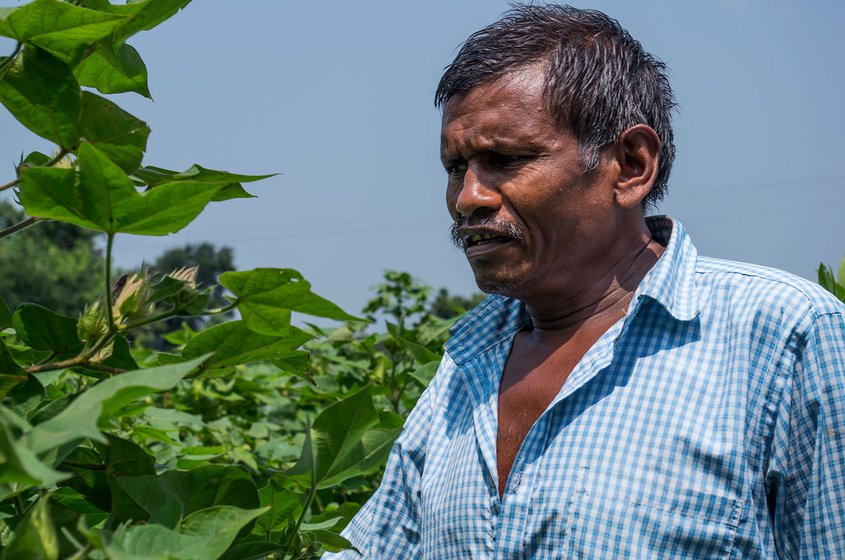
[694,255,844,324]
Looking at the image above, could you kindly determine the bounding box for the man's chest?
[419,313,774,559]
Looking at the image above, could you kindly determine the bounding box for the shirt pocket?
[563,464,743,559]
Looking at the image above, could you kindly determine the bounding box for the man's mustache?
[450,216,525,250]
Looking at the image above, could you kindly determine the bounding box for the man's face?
[441,64,620,302]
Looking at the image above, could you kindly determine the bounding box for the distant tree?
[0,199,103,316]
[428,287,486,319]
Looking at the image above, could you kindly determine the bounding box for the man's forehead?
[443,64,547,124]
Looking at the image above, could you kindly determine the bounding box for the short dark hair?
[435,4,676,209]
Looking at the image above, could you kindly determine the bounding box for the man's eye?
[445,161,467,175]
[492,154,525,167]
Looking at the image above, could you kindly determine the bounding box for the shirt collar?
[634,215,700,322]
[445,215,700,365]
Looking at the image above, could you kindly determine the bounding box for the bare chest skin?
[496,312,625,499]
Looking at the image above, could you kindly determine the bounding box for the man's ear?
[611,124,660,209]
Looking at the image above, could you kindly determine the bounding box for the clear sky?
[2,0,844,316]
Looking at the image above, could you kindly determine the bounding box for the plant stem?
[66,543,92,560]
[123,308,179,330]
[0,216,43,239]
[206,299,239,315]
[60,460,107,471]
[105,234,117,334]
[0,42,21,78]
[83,363,126,375]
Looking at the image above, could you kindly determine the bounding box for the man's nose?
[454,167,501,217]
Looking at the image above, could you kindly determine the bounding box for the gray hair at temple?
[435,4,677,210]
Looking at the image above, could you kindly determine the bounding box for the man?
[326,5,845,558]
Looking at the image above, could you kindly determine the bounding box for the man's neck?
[523,233,665,338]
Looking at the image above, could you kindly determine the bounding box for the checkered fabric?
[325,217,845,559]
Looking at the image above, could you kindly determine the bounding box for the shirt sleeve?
[322,377,434,559]
[768,310,845,558]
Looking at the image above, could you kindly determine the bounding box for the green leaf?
[12,303,82,354]
[217,540,286,560]
[220,269,359,336]
[103,506,266,560]
[0,373,27,399]
[79,91,150,171]
[2,496,59,560]
[310,529,356,553]
[409,360,438,387]
[387,322,440,363]
[61,446,111,512]
[182,320,312,369]
[6,375,45,420]
[0,419,67,490]
[78,0,192,44]
[289,386,402,488]
[133,164,274,188]
[0,338,25,375]
[110,465,259,528]
[0,0,127,64]
[74,41,151,98]
[23,356,207,456]
[20,143,224,235]
[838,256,845,288]
[253,481,303,535]
[0,46,80,148]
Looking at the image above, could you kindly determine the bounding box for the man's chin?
[471,269,522,299]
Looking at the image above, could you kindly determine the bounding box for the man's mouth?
[450,218,524,254]
[464,232,513,248]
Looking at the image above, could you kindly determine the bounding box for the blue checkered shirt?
[326,217,845,559]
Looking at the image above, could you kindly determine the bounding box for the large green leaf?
[103,506,266,560]
[20,143,224,235]
[110,465,259,528]
[0,46,79,148]
[1,496,59,560]
[74,41,150,98]
[182,320,312,369]
[23,356,207,456]
[12,303,82,354]
[79,91,150,171]
[289,386,402,488]
[220,269,359,336]
[0,0,127,64]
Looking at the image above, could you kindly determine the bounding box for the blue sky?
[2,0,844,316]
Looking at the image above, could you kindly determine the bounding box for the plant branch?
[105,234,117,333]
[25,357,85,374]
[0,216,43,239]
